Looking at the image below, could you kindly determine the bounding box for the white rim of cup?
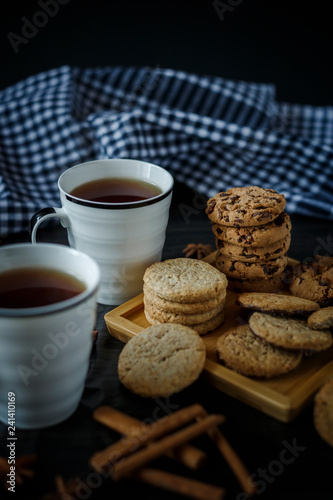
[58,159,174,209]
[0,243,100,318]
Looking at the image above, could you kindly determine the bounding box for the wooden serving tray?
[104,252,333,423]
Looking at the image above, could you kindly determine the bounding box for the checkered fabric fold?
[0,65,332,234]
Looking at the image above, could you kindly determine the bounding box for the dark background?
[1,0,333,105]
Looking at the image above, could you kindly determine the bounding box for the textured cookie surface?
[216,324,302,378]
[216,233,291,262]
[308,306,333,330]
[145,308,225,336]
[211,211,291,247]
[118,323,206,398]
[144,297,225,325]
[143,258,228,303]
[289,256,333,306]
[143,284,226,314]
[236,292,320,316]
[227,270,287,294]
[313,377,333,447]
[206,186,286,227]
[249,312,333,351]
[215,252,288,279]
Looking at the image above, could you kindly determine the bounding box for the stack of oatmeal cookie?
[143,258,228,335]
[205,186,292,293]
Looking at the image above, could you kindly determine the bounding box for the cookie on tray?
[211,211,292,247]
[308,306,333,330]
[144,308,225,336]
[236,292,320,316]
[216,233,291,262]
[215,252,288,279]
[118,323,206,398]
[249,312,333,352]
[216,325,302,378]
[313,377,333,447]
[143,297,225,326]
[289,255,333,306]
[143,258,228,303]
[206,186,286,227]
[143,284,226,314]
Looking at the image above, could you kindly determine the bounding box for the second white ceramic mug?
[30,159,173,305]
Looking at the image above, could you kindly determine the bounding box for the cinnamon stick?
[93,405,207,470]
[134,468,226,500]
[91,404,214,473]
[111,414,225,480]
[207,428,256,497]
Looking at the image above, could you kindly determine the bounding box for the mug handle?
[30,207,70,243]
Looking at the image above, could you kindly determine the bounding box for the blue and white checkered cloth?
[0,65,332,234]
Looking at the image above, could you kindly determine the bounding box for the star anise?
[182,243,214,260]
[0,454,37,489]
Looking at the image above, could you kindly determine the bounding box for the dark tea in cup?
[0,268,85,309]
[70,178,162,203]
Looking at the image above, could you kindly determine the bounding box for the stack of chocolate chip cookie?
[205,186,292,293]
[143,258,228,335]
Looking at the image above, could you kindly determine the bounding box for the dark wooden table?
[0,180,332,500]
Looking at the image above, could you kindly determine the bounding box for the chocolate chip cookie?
[289,255,333,306]
[216,233,291,262]
[206,186,286,227]
[211,211,291,247]
[215,251,288,279]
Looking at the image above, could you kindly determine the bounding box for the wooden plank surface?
[104,252,333,423]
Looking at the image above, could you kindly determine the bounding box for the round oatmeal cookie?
[143,284,226,314]
[118,323,206,398]
[145,308,225,336]
[249,312,332,352]
[236,292,320,315]
[216,232,291,262]
[313,377,333,447]
[227,270,288,293]
[143,296,225,325]
[216,324,302,378]
[205,186,286,227]
[211,211,292,247]
[215,252,288,279]
[143,258,228,303]
[308,306,333,330]
[289,255,333,306]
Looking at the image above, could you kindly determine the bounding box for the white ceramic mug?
[30,159,173,305]
[0,243,100,429]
